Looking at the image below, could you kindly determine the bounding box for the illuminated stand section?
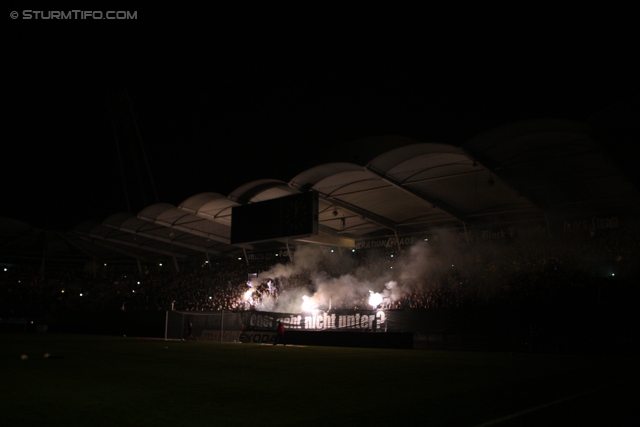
[229,192,408,348]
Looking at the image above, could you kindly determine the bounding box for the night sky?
[5,10,638,231]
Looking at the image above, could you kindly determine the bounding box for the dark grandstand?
[2,115,639,353]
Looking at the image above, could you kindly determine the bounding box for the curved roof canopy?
[2,119,638,267]
[462,119,640,217]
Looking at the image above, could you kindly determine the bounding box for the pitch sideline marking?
[473,380,628,427]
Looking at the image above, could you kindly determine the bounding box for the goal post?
[165,310,244,343]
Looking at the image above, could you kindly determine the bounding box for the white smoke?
[382,240,432,299]
[271,287,311,313]
[252,244,324,286]
[249,239,445,313]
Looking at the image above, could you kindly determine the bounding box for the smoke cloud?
[249,239,444,313]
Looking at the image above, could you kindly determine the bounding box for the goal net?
[165,310,244,342]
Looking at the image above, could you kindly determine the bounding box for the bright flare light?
[369,291,383,308]
[301,295,318,312]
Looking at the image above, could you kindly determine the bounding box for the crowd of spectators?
[2,224,638,322]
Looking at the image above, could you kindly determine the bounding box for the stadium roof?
[2,119,638,269]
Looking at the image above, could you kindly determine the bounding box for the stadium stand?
[2,117,638,352]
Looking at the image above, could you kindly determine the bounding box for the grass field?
[2,333,637,427]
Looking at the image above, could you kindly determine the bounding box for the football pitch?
[2,333,637,427]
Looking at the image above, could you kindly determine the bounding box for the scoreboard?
[230,192,318,245]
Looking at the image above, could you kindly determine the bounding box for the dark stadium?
[3,9,638,427]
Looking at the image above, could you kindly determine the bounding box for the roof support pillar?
[286,240,293,262]
[394,230,402,253]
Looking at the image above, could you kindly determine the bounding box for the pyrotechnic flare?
[301,295,318,312]
[369,290,383,308]
[243,289,255,305]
